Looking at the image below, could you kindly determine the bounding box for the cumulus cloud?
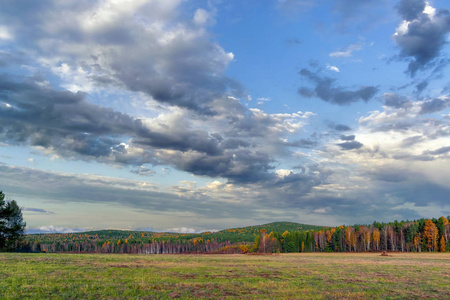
[419,97,450,115]
[298,68,378,105]
[0,0,239,114]
[393,0,450,76]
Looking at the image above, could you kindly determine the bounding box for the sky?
[1,0,449,234]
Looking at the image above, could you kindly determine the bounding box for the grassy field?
[1,252,449,299]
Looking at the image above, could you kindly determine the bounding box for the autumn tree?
[372,228,380,251]
[423,219,438,252]
[0,191,26,251]
[440,235,446,252]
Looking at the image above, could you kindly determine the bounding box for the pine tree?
[0,191,26,251]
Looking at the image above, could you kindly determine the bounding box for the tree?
[423,219,438,252]
[0,191,26,251]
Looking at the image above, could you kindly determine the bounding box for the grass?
[0,252,449,299]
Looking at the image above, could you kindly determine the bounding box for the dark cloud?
[298,68,378,105]
[369,167,410,183]
[424,146,450,156]
[288,139,317,148]
[0,163,257,221]
[340,135,355,141]
[337,141,363,150]
[22,207,54,214]
[396,0,426,21]
[400,135,423,147]
[0,1,243,114]
[331,124,352,131]
[419,98,449,114]
[393,1,450,76]
[383,93,412,108]
[415,80,429,93]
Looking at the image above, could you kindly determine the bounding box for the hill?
[24,221,324,248]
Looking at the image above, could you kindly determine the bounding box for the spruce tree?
[0,191,26,251]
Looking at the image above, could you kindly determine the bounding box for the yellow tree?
[372,229,380,251]
[413,233,422,252]
[423,219,438,251]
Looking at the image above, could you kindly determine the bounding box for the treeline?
[19,217,450,254]
[254,217,450,253]
[22,232,252,254]
[21,221,321,253]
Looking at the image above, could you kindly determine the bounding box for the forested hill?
[220,221,325,236]
[21,217,450,254]
[23,221,323,251]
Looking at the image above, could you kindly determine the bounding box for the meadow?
[1,252,449,299]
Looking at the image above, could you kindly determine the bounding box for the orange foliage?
[423,219,438,251]
[440,236,446,252]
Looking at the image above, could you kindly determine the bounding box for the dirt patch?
[179,274,196,279]
[109,264,143,268]
[168,291,180,298]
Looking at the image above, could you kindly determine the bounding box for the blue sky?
[1,0,449,234]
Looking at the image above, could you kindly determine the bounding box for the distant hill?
[221,221,325,235]
[25,221,325,245]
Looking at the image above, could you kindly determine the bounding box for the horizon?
[1,0,449,234]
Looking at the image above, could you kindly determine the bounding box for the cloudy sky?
[1,0,449,233]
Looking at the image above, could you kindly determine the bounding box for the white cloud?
[193,8,214,26]
[0,26,13,40]
[326,64,340,72]
[28,225,87,234]
[329,43,363,58]
[167,227,197,233]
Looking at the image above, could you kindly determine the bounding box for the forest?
[21,217,450,254]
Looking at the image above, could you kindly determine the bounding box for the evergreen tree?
[0,191,26,251]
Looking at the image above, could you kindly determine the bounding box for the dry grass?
[0,252,449,299]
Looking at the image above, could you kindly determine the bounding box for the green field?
[1,253,449,299]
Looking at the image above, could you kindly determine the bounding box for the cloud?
[337,140,363,150]
[393,0,450,76]
[0,0,240,114]
[298,68,378,105]
[340,135,355,141]
[326,64,340,72]
[329,43,363,58]
[0,162,333,228]
[27,225,87,234]
[23,207,54,214]
[383,93,412,109]
[331,124,353,131]
[419,98,450,115]
[130,166,155,176]
[167,227,197,234]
